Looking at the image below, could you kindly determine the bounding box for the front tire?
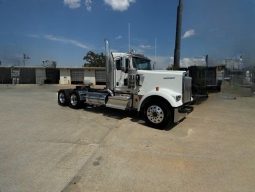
[143,101,172,128]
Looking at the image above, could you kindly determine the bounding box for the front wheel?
[143,101,172,128]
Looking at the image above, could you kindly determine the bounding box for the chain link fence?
[223,68,255,97]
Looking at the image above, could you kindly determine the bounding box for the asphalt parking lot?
[0,84,255,192]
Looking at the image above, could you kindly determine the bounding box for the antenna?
[128,23,131,52]
[154,38,157,69]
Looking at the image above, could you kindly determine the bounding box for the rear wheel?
[58,91,68,106]
[143,101,172,128]
[69,92,82,109]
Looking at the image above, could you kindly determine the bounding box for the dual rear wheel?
[58,91,82,109]
[58,91,68,106]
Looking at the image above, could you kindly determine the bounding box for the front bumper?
[174,105,193,123]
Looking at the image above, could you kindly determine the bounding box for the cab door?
[114,57,130,92]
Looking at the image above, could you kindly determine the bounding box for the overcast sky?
[0,0,254,68]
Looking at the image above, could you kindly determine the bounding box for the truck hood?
[138,70,185,76]
[137,70,186,96]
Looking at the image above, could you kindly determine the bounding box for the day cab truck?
[57,41,192,128]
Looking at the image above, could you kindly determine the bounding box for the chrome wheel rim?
[59,92,65,104]
[147,105,164,124]
[70,94,78,106]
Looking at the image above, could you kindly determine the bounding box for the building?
[0,66,106,85]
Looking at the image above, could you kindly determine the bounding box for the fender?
[138,88,183,111]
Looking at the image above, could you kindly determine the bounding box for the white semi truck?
[57,41,192,128]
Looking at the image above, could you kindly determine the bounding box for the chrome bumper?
[174,106,192,123]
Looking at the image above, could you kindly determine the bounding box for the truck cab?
[112,52,151,93]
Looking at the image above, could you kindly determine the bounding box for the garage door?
[0,68,11,84]
[95,70,106,85]
[71,69,84,84]
[36,69,46,84]
[20,68,36,84]
[45,68,60,84]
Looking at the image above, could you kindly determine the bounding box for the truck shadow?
[82,106,178,131]
[83,106,142,122]
[191,95,208,105]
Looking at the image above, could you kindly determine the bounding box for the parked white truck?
[58,41,192,127]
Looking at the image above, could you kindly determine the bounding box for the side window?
[115,58,122,70]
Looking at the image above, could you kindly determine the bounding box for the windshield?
[132,57,152,70]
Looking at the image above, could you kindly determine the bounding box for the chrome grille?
[183,76,192,103]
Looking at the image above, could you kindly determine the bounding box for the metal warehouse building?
[0,67,106,85]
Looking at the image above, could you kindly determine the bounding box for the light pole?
[173,0,184,70]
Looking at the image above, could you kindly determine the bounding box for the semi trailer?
[57,41,192,128]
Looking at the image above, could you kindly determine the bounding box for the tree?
[83,51,106,67]
[166,65,173,70]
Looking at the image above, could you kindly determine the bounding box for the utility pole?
[173,0,184,70]
[205,54,209,89]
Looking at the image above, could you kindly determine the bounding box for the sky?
[0,0,254,69]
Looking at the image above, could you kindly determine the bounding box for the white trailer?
[57,41,192,128]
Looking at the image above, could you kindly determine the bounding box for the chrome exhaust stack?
[105,40,114,90]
